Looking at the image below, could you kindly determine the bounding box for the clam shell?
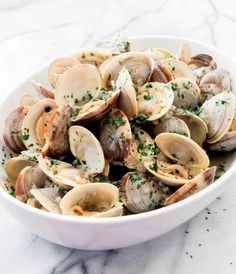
[31,80,55,99]
[151,62,174,83]
[55,64,102,107]
[99,109,132,162]
[21,98,57,150]
[200,91,235,143]
[161,59,195,80]
[100,52,154,88]
[60,183,123,217]
[48,56,79,88]
[116,67,138,119]
[69,126,105,174]
[155,133,209,168]
[136,82,174,121]
[19,93,39,107]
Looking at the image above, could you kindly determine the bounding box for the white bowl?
[0,35,236,250]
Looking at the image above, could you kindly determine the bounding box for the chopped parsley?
[144,94,153,100]
[134,113,150,123]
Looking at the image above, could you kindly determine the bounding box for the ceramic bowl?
[0,35,236,250]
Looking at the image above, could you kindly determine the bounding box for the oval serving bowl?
[0,35,236,250]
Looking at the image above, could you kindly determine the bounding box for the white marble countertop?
[1,0,236,273]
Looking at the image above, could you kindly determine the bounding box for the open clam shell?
[151,62,174,83]
[120,172,169,213]
[38,156,89,188]
[99,109,132,162]
[155,133,209,168]
[60,183,123,217]
[21,98,57,150]
[30,188,62,214]
[177,43,191,64]
[32,80,55,99]
[116,67,138,119]
[69,126,105,174]
[55,64,102,107]
[71,90,120,122]
[200,91,235,143]
[125,127,158,171]
[100,52,154,88]
[164,166,216,206]
[136,82,174,121]
[72,48,112,67]
[3,106,29,153]
[167,77,200,109]
[48,56,79,88]
[161,59,195,80]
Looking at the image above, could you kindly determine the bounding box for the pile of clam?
[2,38,235,217]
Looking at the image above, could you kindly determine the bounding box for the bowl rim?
[0,34,235,225]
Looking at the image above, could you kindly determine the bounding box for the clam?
[4,156,35,182]
[167,77,200,109]
[164,166,217,206]
[100,52,154,88]
[3,106,29,154]
[144,133,210,186]
[21,98,57,150]
[55,64,102,107]
[153,116,191,138]
[69,126,105,174]
[31,80,55,99]
[72,48,112,67]
[120,172,169,213]
[200,91,235,143]
[42,105,71,158]
[38,156,89,188]
[71,89,120,123]
[99,109,132,162]
[161,59,195,80]
[144,48,175,62]
[177,43,191,64]
[116,67,138,119]
[136,82,174,121]
[199,68,232,103]
[30,188,61,214]
[188,54,217,84]
[19,93,39,107]
[60,183,123,217]
[125,127,159,171]
[151,62,174,83]
[174,109,208,145]
[48,56,79,88]
[15,165,47,202]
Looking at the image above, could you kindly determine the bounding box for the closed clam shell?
[100,52,154,88]
[136,82,174,121]
[155,133,209,168]
[167,77,200,109]
[3,106,29,154]
[21,98,57,150]
[55,64,102,107]
[206,131,236,152]
[69,126,105,174]
[161,59,195,80]
[48,56,79,88]
[116,67,138,119]
[99,109,132,162]
[120,172,168,213]
[200,91,235,143]
[60,183,123,217]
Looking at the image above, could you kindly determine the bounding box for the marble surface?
[1,0,236,273]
